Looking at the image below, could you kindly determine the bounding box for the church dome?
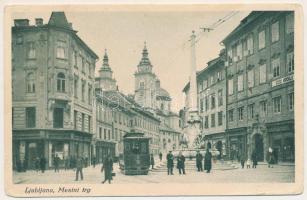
[157,87,171,99]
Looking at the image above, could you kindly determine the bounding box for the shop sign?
[272,74,294,87]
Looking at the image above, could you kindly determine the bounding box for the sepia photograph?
[3,3,303,197]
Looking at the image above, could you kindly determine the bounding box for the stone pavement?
[13,159,294,184]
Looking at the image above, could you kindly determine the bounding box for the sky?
[11,9,250,112]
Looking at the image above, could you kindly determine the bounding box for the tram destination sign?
[271,74,294,87]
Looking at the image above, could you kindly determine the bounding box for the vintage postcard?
[3,3,304,197]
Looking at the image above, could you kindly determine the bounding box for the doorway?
[253,134,264,161]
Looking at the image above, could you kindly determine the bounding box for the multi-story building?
[222,11,294,162]
[197,50,227,157]
[12,12,98,169]
[134,44,183,154]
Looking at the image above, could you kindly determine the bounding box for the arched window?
[26,72,35,93]
[57,73,65,92]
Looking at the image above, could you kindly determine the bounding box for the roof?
[156,87,171,99]
[221,11,262,44]
[48,12,72,30]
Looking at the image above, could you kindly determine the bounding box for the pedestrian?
[251,150,258,168]
[246,158,251,168]
[101,153,113,184]
[166,151,174,175]
[267,147,274,168]
[240,153,246,169]
[53,154,60,172]
[195,150,203,172]
[35,157,40,172]
[150,153,155,169]
[204,149,212,173]
[92,156,96,168]
[159,152,163,162]
[39,156,46,173]
[75,156,84,181]
[64,157,69,171]
[177,151,186,175]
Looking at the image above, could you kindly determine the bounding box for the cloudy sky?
[11,7,250,112]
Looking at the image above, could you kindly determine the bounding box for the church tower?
[95,49,117,92]
[134,42,157,110]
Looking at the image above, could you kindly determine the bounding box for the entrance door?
[216,141,223,159]
[254,134,264,161]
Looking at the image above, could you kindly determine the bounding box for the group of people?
[166,149,213,175]
[239,147,276,169]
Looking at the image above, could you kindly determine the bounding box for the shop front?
[95,140,116,163]
[13,129,93,171]
[267,120,295,163]
[204,132,227,159]
[226,128,247,161]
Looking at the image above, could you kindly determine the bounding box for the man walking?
[195,151,203,171]
[251,150,258,168]
[150,153,155,169]
[267,147,275,168]
[177,151,186,175]
[53,154,60,173]
[159,152,163,162]
[39,156,46,173]
[75,156,84,181]
[166,151,174,175]
[101,153,113,184]
[204,149,212,173]
[240,153,246,169]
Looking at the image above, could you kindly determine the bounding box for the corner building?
[12,12,98,169]
[222,11,294,162]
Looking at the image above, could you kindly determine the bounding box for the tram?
[121,132,151,175]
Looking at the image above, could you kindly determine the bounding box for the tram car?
[121,132,151,175]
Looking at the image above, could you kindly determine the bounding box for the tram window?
[141,142,147,153]
[131,141,141,154]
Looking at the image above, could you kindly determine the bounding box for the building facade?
[12,12,98,170]
[197,51,227,157]
[222,11,294,162]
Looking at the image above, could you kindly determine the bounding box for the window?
[73,51,78,68]
[247,34,254,54]
[203,79,208,89]
[211,93,216,109]
[238,107,244,121]
[228,109,234,122]
[108,130,111,140]
[218,89,223,106]
[81,80,86,102]
[53,108,64,128]
[104,129,107,140]
[56,40,66,59]
[259,64,266,83]
[238,74,244,91]
[272,58,280,78]
[16,35,23,44]
[217,71,222,81]
[26,72,35,93]
[140,81,145,89]
[81,113,85,131]
[82,57,85,73]
[57,73,65,92]
[248,69,254,88]
[74,110,78,129]
[204,116,209,129]
[74,75,78,98]
[26,107,36,128]
[258,30,266,50]
[99,127,102,139]
[271,21,280,42]
[288,92,294,111]
[88,84,92,105]
[218,111,223,126]
[211,114,215,127]
[227,48,233,64]
[260,100,267,116]
[287,52,294,73]
[88,116,91,132]
[205,96,209,111]
[273,96,282,113]
[210,76,214,85]
[237,43,242,60]
[200,98,204,112]
[27,42,36,59]
[248,104,255,119]
[228,79,233,95]
[286,13,294,34]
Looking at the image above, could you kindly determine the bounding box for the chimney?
[14,19,30,27]
[35,18,43,26]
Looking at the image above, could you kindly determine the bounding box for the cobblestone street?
[13,160,294,184]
